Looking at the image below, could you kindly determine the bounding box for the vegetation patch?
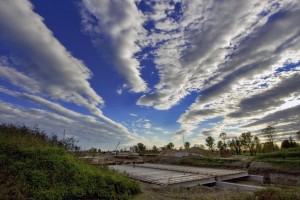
[0,124,140,200]
[252,186,300,200]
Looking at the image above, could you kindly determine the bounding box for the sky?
[0,0,299,150]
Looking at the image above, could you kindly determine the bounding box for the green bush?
[0,124,140,200]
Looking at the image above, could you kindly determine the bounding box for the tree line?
[205,126,300,156]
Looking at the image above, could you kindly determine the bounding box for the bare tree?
[219,132,227,151]
[261,126,275,151]
[205,136,215,152]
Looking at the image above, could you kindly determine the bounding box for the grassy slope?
[0,124,140,200]
[254,147,300,170]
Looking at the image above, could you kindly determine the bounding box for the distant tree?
[205,136,215,152]
[289,136,298,148]
[97,148,101,153]
[152,145,158,152]
[253,136,261,155]
[219,133,227,151]
[166,142,174,149]
[281,139,290,149]
[262,142,279,153]
[282,137,298,149]
[240,132,260,156]
[137,143,146,152]
[184,141,191,149]
[228,139,236,154]
[240,132,254,155]
[217,141,225,152]
[261,126,276,151]
[229,137,242,155]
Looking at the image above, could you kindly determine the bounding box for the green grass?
[254,148,300,170]
[0,124,140,200]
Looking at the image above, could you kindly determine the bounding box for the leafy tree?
[240,132,253,155]
[152,145,158,152]
[282,137,298,149]
[228,139,235,154]
[137,143,146,152]
[184,141,191,149]
[262,142,279,153]
[217,141,225,152]
[231,137,242,155]
[281,139,290,149]
[205,136,215,152]
[261,126,276,151]
[240,132,260,156]
[297,131,300,141]
[166,142,174,149]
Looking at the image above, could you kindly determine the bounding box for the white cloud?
[0,0,104,114]
[80,0,147,93]
[0,0,141,148]
[133,1,300,138]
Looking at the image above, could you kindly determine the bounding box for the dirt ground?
[133,182,253,200]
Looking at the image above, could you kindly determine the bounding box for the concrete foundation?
[110,163,252,188]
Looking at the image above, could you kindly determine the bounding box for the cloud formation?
[132,0,300,140]
[80,0,147,93]
[0,0,139,148]
[0,0,103,114]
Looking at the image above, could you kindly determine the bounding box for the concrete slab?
[134,163,246,176]
[109,163,248,187]
[110,165,213,185]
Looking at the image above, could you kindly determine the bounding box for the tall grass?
[0,124,140,200]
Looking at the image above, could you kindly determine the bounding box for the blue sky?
[0,0,299,150]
